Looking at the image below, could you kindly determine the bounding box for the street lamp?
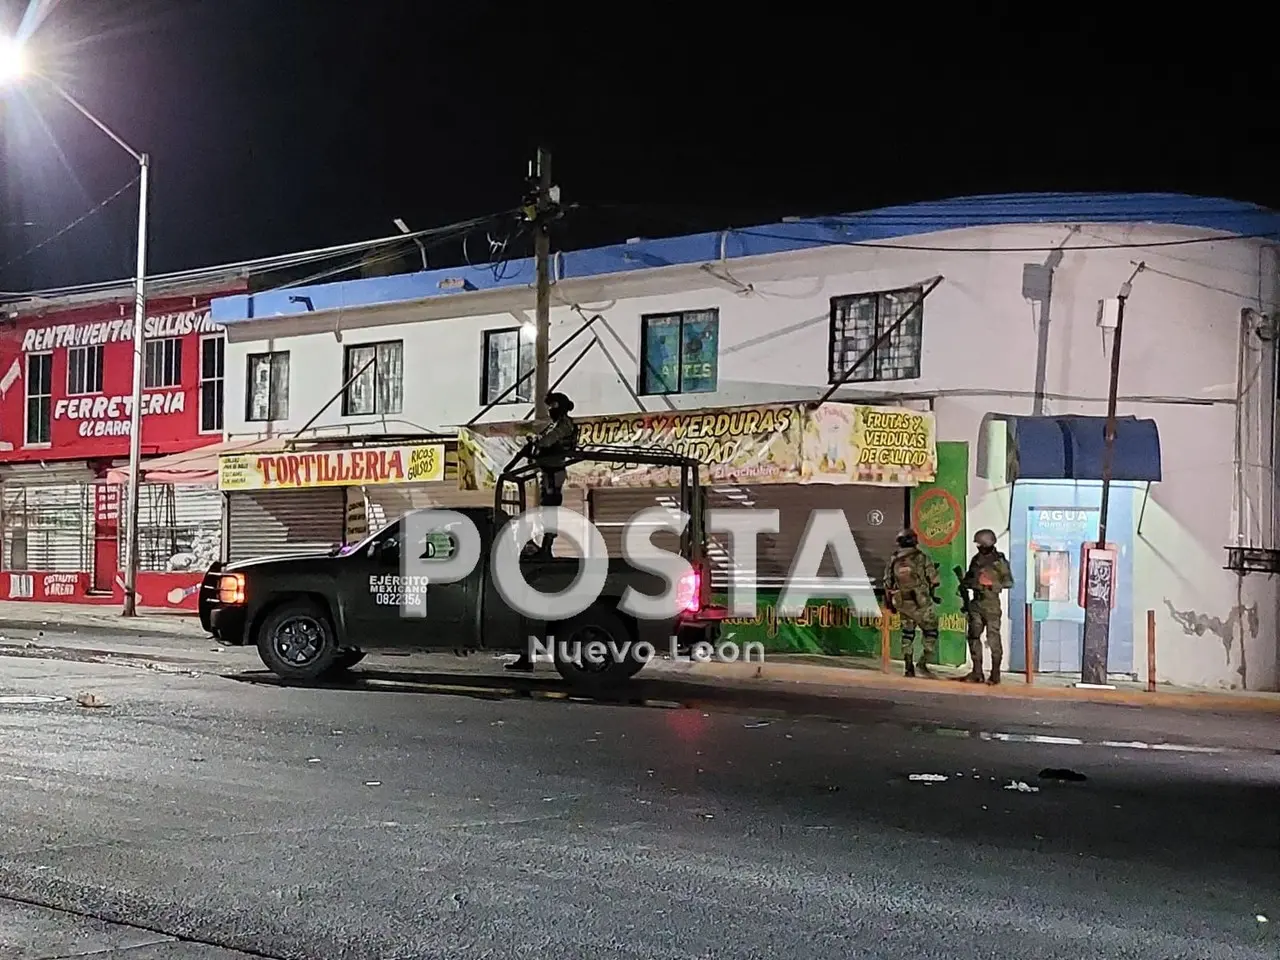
[1,37,151,617]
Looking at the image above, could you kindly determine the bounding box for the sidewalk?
[647,654,1280,714]
[3,599,1279,713]
[0,600,204,641]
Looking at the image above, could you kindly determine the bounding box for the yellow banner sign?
[801,404,936,486]
[457,405,803,490]
[219,443,445,491]
[457,402,935,490]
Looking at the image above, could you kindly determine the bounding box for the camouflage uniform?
[530,411,579,510]
[962,534,1015,684]
[883,545,940,677]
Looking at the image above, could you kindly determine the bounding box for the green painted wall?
[712,441,971,666]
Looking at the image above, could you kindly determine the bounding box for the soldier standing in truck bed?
[508,392,579,671]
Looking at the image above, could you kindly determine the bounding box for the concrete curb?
[644,658,1280,713]
[0,617,204,642]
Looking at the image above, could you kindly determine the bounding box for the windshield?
[337,517,400,556]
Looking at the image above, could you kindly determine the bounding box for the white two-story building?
[187,192,1280,690]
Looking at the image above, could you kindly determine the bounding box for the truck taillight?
[677,568,701,613]
[218,573,245,605]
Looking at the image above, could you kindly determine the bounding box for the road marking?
[0,695,68,704]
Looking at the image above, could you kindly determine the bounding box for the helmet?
[974,528,997,548]
[896,528,918,548]
[546,392,574,415]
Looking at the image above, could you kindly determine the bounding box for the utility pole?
[526,148,558,421]
[1078,261,1145,686]
[121,152,150,617]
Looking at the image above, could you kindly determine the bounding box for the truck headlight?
[217,573,245,605]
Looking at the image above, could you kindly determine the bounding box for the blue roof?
[210,192,1280,325]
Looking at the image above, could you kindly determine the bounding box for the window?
[144,337,183,389]
[25,353,53,445]
[246,352,290,422]
[1034,549,1071,603]
[639,309,719,395]
[829,287,924,383]
[343,341,403,416]
[199,336,225,433]
[481,327,535,404]
[66,345,105,396]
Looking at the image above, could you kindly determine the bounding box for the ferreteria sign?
[457,401,937,489]
[219,442,445,491]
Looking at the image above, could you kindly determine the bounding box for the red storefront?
[0,279,242,609]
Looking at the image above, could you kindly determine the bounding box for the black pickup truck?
[199,444,726,691]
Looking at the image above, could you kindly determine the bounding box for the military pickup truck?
[198,444,726,692]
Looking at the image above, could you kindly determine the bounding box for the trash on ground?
[75,693,108,709]
[743,721,771,728]
[1039,767,1088,782]
[1256,914,1268,923]
[1005,780,1040,793]
[909,773,949,783]
[307,757,322,764]
[364,780,381,786]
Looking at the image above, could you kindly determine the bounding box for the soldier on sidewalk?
[961,528,1015,684]
[883,528,941,678]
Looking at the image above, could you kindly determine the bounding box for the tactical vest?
[892,551,921,589]
[971,550,1006,590]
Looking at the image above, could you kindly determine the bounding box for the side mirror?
[376,539,401,566]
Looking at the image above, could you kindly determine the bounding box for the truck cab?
[199,443,726,692]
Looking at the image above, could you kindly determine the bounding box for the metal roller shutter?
[1,481,91,572]
[126,483,225,572]
[588,487,684,561]
[226,488,345,562]
[363,482,493,530]
[589,483,907,588]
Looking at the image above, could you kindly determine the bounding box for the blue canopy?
[1003,415,1162,482]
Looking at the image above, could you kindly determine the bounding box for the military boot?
[987,653,1002,685]
[915,658,936,679]
[903,653,916,678]
[506,653,534,672]
[963,642,985,683]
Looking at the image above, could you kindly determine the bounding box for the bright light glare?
[0,36,27,84]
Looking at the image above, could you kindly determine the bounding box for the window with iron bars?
[828,286,924,384]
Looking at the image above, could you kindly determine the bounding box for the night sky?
[1,1,1274,293]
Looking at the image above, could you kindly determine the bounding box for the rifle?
[953,565,972,615]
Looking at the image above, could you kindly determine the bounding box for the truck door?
[347,525,471,649]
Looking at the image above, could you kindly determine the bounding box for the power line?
[0,174,140,273]
[0,208,518,303]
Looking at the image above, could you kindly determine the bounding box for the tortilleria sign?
[219,443,445,491]
[457,401,937,489]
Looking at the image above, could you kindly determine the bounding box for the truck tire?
[551,606,646,693]
[256,599,340,684]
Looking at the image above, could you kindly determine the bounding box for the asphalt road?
[0,647,1275,960]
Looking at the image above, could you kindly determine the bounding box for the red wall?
[0,292,235,462]
[0,569,202,611]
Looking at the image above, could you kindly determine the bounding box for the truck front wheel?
[551,607,646,693]
[256,599,340,684]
